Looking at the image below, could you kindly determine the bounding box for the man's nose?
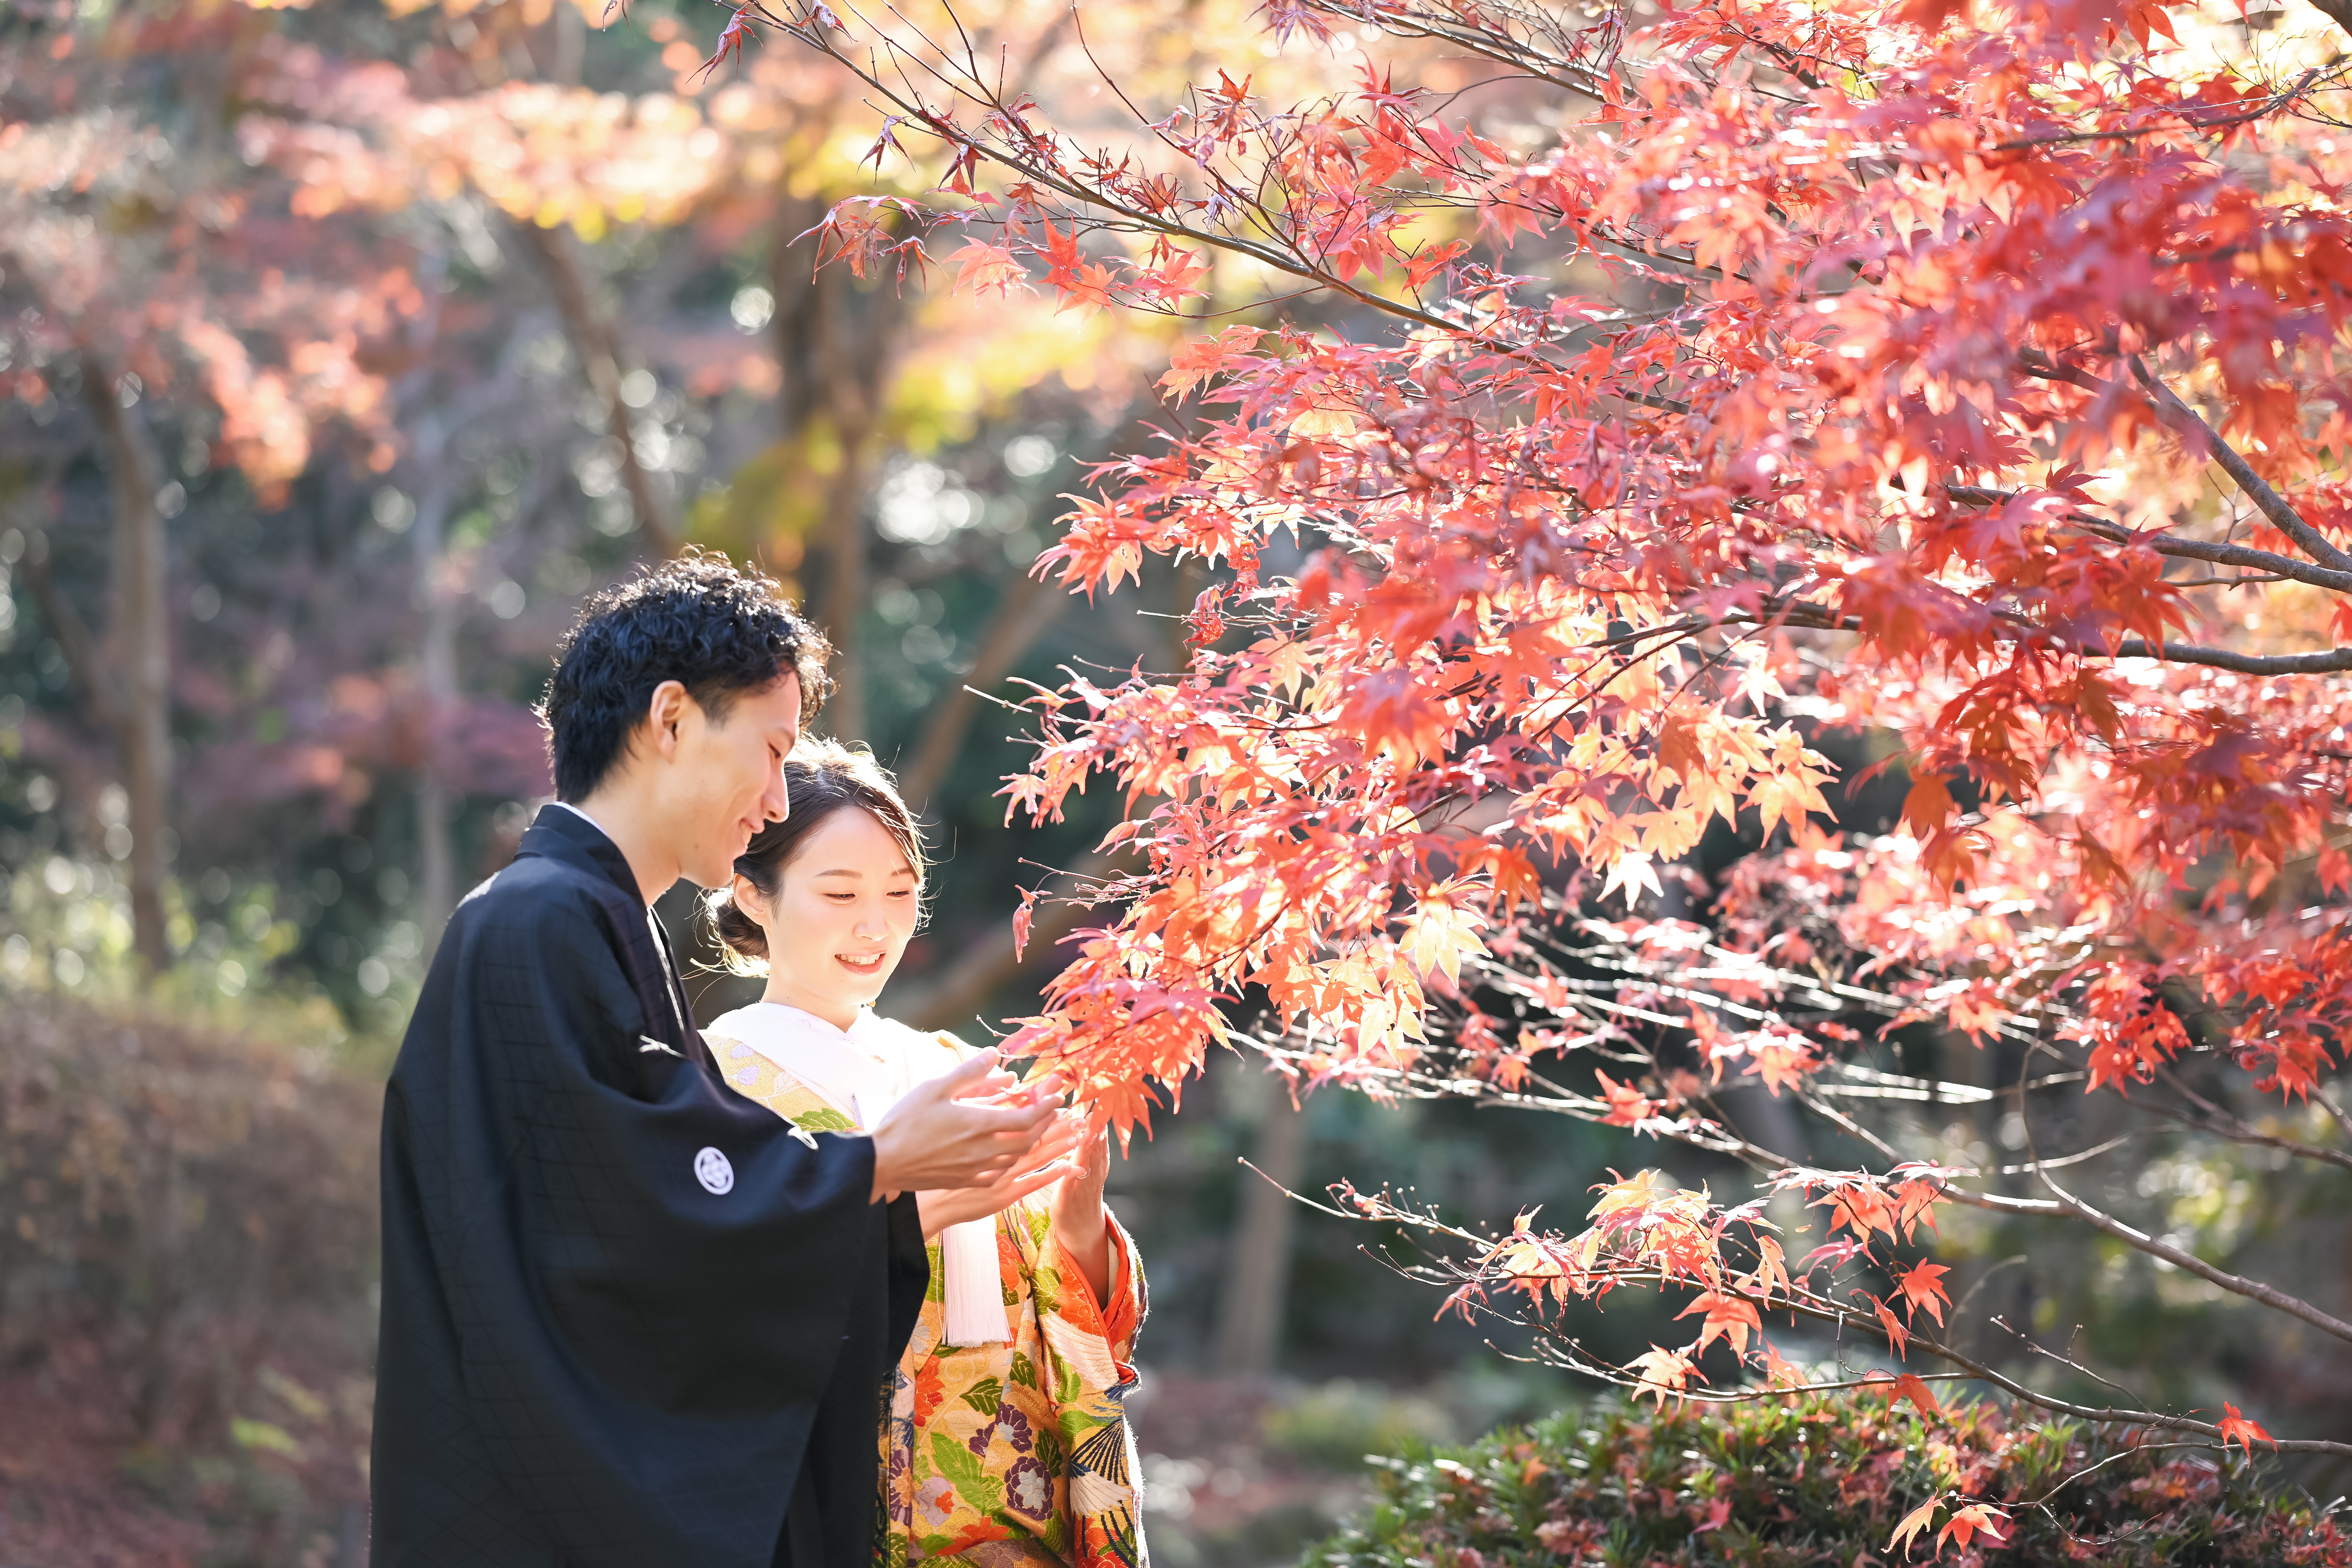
[762,775,790,822]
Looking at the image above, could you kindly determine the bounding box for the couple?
[372,557,1146,1568]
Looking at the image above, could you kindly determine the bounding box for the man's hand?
[869,1050,1076,1200]
[914,1144,1083,1239]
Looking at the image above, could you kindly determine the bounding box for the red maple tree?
[703,0,2352,1477]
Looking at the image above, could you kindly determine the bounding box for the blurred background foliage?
[0,0,2343,1560]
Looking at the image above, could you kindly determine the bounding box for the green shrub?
[1302,1388,2349,1566]
[1267,1378,1460,1470]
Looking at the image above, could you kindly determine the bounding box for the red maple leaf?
[1593,1068,1655,1128]
[1893,1259,1953,1326]
[2217,1403,2277,1455]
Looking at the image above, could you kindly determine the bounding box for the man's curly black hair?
[537,552,831,802]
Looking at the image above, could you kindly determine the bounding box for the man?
[373,556,1072,1567]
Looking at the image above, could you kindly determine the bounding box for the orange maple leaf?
[1937,1502,2009,1552]
[948,239,1031,298]
[1893,1259,1953,1325]
[1741,1234,1792,1307]
[1627,1343,1701,1406]
[1886,1496,1940,1557]
[1816,1181,1897,1247]
[2217,1402,2276,1455]
[1868,1369,1942,1420]
[1869,1293,1912,1358]
[1675,1289,1761,1358]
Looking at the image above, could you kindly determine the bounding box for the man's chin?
[683,853,736,891]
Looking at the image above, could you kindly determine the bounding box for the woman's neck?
[757,980,861,1034]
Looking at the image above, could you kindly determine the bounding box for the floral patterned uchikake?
[712,1034,1149,1567]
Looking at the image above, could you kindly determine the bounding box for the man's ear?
[644,679,692,762]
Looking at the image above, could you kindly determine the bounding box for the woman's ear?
[732,872,769,922]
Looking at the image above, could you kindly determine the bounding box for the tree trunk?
[818,458,870,744]
[1214,1079,1308,1377]
[770,198,906,744]
[518,220,679,558]
[84,366,173,975]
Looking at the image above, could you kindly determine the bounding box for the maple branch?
[1947,484,2352,594]
[2128,357,2352,571]
[766,0,1569,365]
[2100,640,2352,673]
[515,220,681,558]
[2011,1042,2352,1345]
[2317,1085,2352,1143]
[2032,1164,2352,1344]
[1657,594,2352,675]
[1322,1171,2352,1454]
[1292,0,1614,103]
[1988,65,2330,150]
[1251,971,2351,1446]
[2143,1063,2352,1174]
[2007,350,2352,574]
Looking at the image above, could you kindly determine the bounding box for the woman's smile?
[835,951,886,976]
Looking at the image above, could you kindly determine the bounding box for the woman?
[703,741,1148,1568]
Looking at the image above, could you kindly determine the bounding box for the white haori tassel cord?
[845,1011,1014,1349]
[856,1088,1011,1348]
[939,1215,1011,1348]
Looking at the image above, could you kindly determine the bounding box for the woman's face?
[741,805,921,1026]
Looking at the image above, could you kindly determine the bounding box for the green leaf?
[1009,1351,1039,1390]
[1059,1406,1110,1450]
[1031,1264,1060,1318]
[929,1430,1002,1516]
[794,1106,858,1133]
[960,1376,1005,1416]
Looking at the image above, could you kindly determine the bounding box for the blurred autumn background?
[0,0,1617,1561]
[5,0,2349,1561]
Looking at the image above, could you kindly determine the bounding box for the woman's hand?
[915,1127,1083,1238]
[1050,1128,1114,1305]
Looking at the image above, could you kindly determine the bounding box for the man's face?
[664,672,803,889]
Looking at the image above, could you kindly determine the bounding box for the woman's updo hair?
[705,740,928,974]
